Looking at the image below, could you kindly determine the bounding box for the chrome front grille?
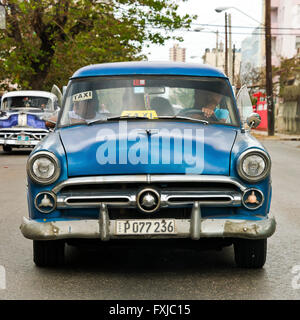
[0,128,48,141]
[54,175,245,210]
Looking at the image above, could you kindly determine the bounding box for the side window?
[236,85,253,122]
[53,98,60,110]
[2,99,7,110]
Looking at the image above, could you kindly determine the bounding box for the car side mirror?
[40,113,57,129]
[45,118,57,129]
[246,112,261,129]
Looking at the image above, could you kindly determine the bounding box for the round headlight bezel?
[237,149,271,183]
[27,151,61,185]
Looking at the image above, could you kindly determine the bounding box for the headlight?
[27,151,61,185]
[237,149,271,183]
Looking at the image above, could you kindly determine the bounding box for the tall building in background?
[202,41,241,84]
[240,27,263,84]
[169,44,186,62]
[240,0,300,85]
[265,0,300,66]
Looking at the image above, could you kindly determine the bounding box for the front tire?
[33,240,65,267]
[234,239,267,268]
[3,145,12,152]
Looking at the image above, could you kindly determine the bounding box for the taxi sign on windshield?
[121,110,158,119]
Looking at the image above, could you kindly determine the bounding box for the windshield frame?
[1,95,54,112]
[57,75,241,129]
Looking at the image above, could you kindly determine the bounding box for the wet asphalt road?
[0,140,300,300]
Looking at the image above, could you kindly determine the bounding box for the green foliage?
[0,0,196,91]
[273,56,300,98]
[251,96,258,106]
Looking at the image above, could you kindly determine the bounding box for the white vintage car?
[0,90,60,152]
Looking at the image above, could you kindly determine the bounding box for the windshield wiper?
[157,115,209,125]
[87,115,149,125]
[87,115,209,126]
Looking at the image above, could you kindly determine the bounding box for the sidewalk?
[251,130,300,141]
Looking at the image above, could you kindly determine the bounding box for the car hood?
[59,121,237,177]
[0,112,47,129]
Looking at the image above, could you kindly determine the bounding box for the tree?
[0,0,195,91]
[240,63,266,89]
[272,56,300,97]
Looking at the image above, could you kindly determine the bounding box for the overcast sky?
[142,0,263,63]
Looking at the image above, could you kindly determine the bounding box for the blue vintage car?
[0,90,60,151]
[20,62,276,268]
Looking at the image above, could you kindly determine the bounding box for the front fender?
[27,130,68,219]
[230,130,272,216]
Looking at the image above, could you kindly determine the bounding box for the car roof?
[71,61,227,79]
[1,90,57,99]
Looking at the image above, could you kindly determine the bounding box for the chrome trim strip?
[63,195,132,207]
[52,175,247,194]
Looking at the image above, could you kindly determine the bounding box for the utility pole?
[228,13,232,83]
[225,12,228,76]
[232,44,236,86]
[215,30,219,68]
[265,0,275,136]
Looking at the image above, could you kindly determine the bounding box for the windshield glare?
[60,76,238,126]
[2,96,52,111]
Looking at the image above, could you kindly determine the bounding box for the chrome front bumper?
[20,203,276,241]
[0,138,39,146]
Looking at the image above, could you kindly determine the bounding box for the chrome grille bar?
[52,175,247,194]
[56,189,242,209]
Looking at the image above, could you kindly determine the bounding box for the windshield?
[59,76,239,127]
[2,96,53,111]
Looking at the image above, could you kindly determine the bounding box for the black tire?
[234,239,267,268]
[3,145,12,152]
[33,240,65,267]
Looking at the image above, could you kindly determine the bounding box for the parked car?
[20,62,276,268]
[0,90,60,152]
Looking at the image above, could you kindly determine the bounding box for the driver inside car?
[184,90,229,122]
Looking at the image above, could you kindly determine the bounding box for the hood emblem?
[141,192,157,208]
[137,188,160,213]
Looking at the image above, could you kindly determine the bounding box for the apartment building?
[169,44,186,62]
[267,0,300,66]
[202,42,241,84]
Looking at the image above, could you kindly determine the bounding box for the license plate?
[116,219,176,235]
[16,136,30,144]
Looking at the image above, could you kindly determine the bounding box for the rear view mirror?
[236,85,253,123]
[51,84,63,107]
[145,87,166,95]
